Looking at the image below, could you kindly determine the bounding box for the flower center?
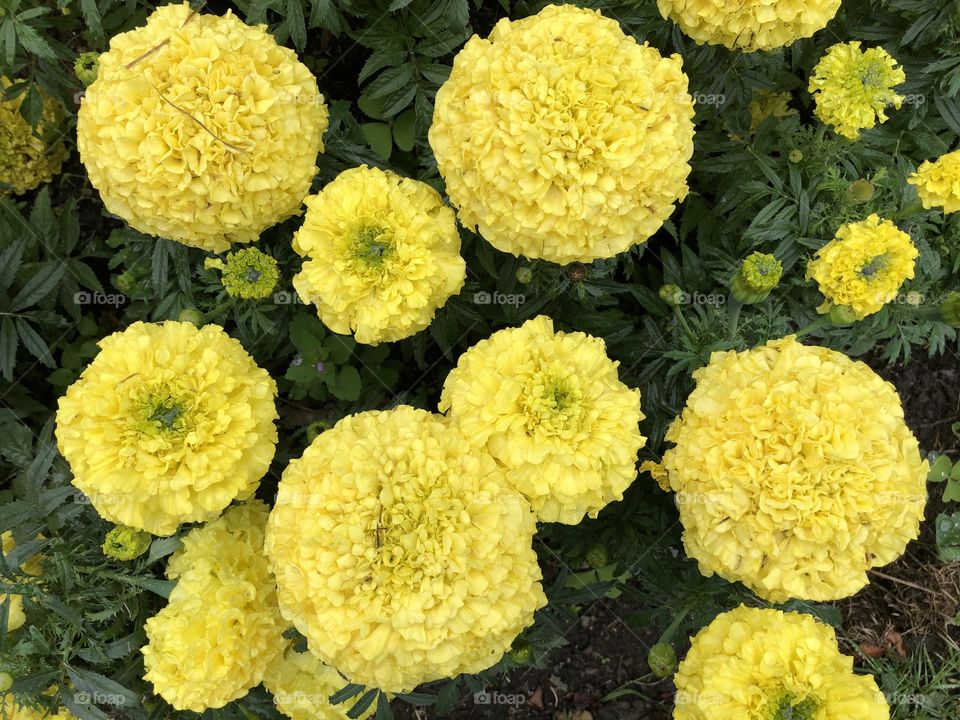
[140,392,191,436]
[522,376,584,436]
[858,253,888,278]
[245,268,262,283]
[350,224,394,269]
[771,694,817,720]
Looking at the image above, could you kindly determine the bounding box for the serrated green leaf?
[15,319,53,367]
[14,20,56,60]
[79,0,104,45]
[285,0,307,51]
[11,262,66,311]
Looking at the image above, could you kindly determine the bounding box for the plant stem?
[793,316,831,339]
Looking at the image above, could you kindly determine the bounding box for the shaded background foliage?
[1,0,959,718]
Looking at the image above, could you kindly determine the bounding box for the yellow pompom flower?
[806,214,917,319]
[292,166,466,345]
[266,406,546,693]
[142,501,287,711]
[429,4,694,265]
[1,532,42,633]
[908,149,960,213]
[674,606,889,720]
[809,41,905,140]
[648,336,926,602]
[77,2,328,251]
[264,648,374,720]
[439,316,646,525]
[102,525,152,561]
[0,79,67,195]
[2,693,78,720]
[657,0,841,51]
[55,321,278,536]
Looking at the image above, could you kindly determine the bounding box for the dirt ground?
[391,346,960,720]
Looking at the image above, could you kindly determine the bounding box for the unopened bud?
[648,642,677,677]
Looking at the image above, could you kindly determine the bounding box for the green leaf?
[0,318,17,381]
[361,122,392,160]
[285,0,307,51]
[66,667,139,707]
[325,334,355,363]
[11,262,66,311]
[332,366,362,401]
[0,238,26,295]
[147,536,181,565]
[329,683,365,706]
[14,20,56,60]
[79,0,104,45]
[936,512,960,562]
[347,689,379,718]
[15,319,53,367]
[928,454,953,483]
[943,477,960,504]
[392,109,416,152]
[19,84,44,129]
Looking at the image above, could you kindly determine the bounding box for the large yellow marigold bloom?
[657,0,841,51]
[674,606,888,720]
[439,316,646,524]
[55,321,278,536]
[806,214,917,319]
[429,4,694,265]
[292,166,465,345]
[142,501,287,711]
[265,406,546,693]
[649,336,926,602]
[0,78,67,195]
[264,648,374,720]
[77,2,328,250]
[908,149,960,213]
[809,41,905,140]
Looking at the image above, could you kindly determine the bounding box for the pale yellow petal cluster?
[439,316,646,524]
[264,647,374,720]
[1,693,77,720]
[55,321,278,536]
[657,0,841,51]
[809,41,905,140]
[806,214,917,319]
[429,4,694,264]
[1,532,42,633]
[292,166,465,345]
[0,78,67,195]
[653,336,926,602]
[674,606,889,720]
[265,406,546,693]
[77,2,328,250]
[142,501,287,711]
[909,149,960,213]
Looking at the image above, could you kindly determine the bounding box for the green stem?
[793,316,831,339]
[727,297,743,340]
[659,604,693,645]
[672,305,695,341]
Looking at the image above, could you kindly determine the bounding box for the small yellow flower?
[651,336,927,602]
[207,247,280,300]
[908,149,960,213]
[77,2,329,250]
[292,166,466,345]
[809,41,905,140]
[2,692,78,720]
[0,78,67,195]
[807,214,917,319]
[748,91,797,133]
[430,4,694,264]
[266,406,546,693]
[657,0,841,51]
[264,647,374,720]
[674,606,889,720]
[1,532,42,634]
[102,525,152,561]
[439,316,646,524]
[730,252,782,304]
[143,501,287,712]
[56,321,278,536]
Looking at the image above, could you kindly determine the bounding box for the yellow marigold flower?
[429,4,694,265]
[265,406,546,693]
[1,693,78,720]
[809,41,905,140]
[439,316,646,524]
[77,2,328,251]
[651,336,926,602]
[292,166,466,345]
[657,0,841,51]
[806,214,917,319]
[748,90,796,133]
[908,149,960,213]
[674,606,889,720]
[264,647,374,720]
[206,247,280,300]
[143,501,287,711]
[0,79,67,195]
[55,321,278,536]
[1,532,43,634]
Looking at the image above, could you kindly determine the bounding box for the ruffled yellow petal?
[0,78,67,194]
[909,149,960,213]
